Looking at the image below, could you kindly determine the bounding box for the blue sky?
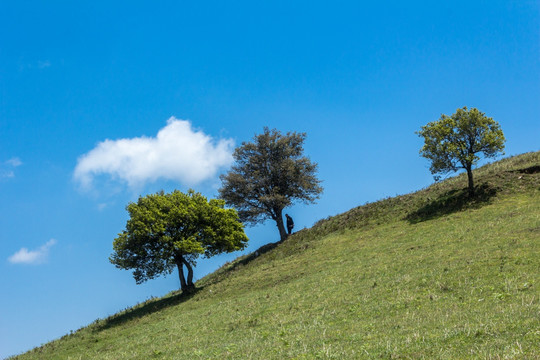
[1,1,539,357]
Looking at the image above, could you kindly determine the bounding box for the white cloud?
[1,170,15,178]
[6,158,22,167]
[74,117,234,190]
[8,239,57,265]
[1,157,22,178]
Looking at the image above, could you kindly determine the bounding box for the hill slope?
[14,152,540,359]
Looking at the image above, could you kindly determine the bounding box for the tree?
[110,190,248,292]
[219,127,323,241]
[417,107,505,197]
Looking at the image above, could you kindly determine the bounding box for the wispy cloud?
[97,203,108,211]
[18,60,52,71]
[37,60,51,69]
[6,157,22,167]
[8,239,57,265]
[1,157,22,178]
[73,117,234,190]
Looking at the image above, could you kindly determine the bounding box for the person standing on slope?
[285,214,294,235]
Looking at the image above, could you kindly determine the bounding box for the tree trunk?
[275,208,288,242]
[174,254,195,292]
[175,255,188,291]
[181,257,195,289]
[466,165,475,197]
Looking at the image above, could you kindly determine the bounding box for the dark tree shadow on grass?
[92,287,201,332]
[93,241,286,332]
[405,183,498,224]
[514,165,540,174]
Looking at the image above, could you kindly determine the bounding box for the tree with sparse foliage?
[110,190,248,292]
[219,127,323,241]
[417,107,505,197]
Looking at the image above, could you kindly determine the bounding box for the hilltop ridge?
[14,151,540,359]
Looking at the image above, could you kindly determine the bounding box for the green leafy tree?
[110,190,248,292]
[417,107,505,197]
[219,127,323,241]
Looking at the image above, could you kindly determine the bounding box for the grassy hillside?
[14,152,540,359]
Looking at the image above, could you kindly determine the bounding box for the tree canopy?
[110,190,248,292]
[417,107,505,196]
[219,127,323,241]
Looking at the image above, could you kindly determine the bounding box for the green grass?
[14,152,540,359]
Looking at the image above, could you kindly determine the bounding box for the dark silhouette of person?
[285,214,294,235]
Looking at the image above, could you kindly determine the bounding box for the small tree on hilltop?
[417,107,505,197]
[110,190,248,292]
[219,127,323,241]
